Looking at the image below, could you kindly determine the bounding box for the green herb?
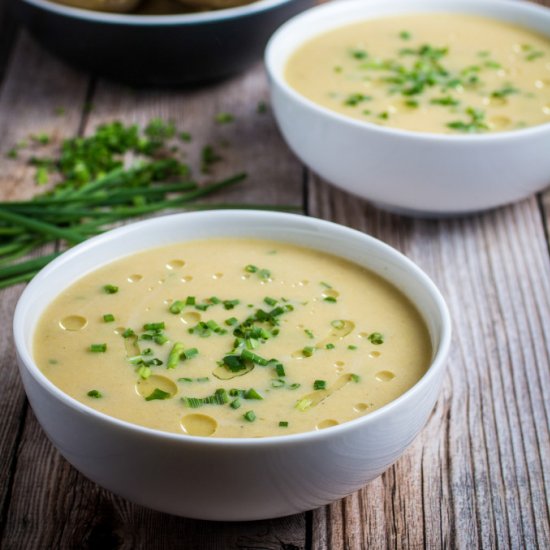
[348,345,358,350]
[289,383,301,390]
[244,388,263,400]
[326,343,335,350]
[145,388,171,401]
[491,85,519,99]
[404,99,419,108]
[215,112,235,124]
[223,299,240,310]
[87,389,102,398]
[137,365,152,379]
[271,379,286,388]
[258,268,271,281]
[279,421,289,428]
[304,329,314,339]
[350,373,361,383]
[430,96,460,106]
[275,363,286,377]
[343,93,372,107]
[447,107,488,133]
[186,296,196,306]
[90,343,107,353]
[122,328,135,338]
[378,112,389,120]
[201,144,222,173]
[302,346,314,358]
[399,30,411,40]
[245,264,258,273]
[103,313,115,323]
[230,398,242,409]
[368,332,384,345]
[313,380,327,390]
[323,296,337,303]
[264,297,278,306]
[181,388,229,408]
[182,348,198,360]
[243,410,256,422]
[169,300,186,314]
[154,334,168,345]
[143,322,165,331]
[351,49,368,60]
[225,317,238,326]
[103,284,119,294]
[167,342,185,369]
[296,398,312,411]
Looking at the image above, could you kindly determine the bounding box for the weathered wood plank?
[0,31,90,547]
[0,0,19,88]
[307,179,550,549]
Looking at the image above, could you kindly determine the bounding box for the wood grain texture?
[306,180,550,550]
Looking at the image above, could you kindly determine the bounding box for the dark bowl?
[17,0,314,85]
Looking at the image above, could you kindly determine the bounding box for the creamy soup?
[285,14,550,134]
[34,239,431,438]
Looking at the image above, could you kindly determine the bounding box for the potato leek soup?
[285,14,550,134]
[34,239,431,438]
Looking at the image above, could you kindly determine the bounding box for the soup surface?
[285,14,550,133]
[34,239,431,438]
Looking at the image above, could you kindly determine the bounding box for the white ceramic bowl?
[265,0,550,216]
[13,211,451,520]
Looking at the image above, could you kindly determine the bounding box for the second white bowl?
[265,0,550,216]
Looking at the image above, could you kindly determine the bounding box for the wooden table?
[0,1,549,548]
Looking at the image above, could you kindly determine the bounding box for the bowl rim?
[14,210,452,447]
[265,0,550,142]
[20,0,297,24]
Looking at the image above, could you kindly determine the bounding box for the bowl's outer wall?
[17,349,445,520]
[14,211,451,520]
[267,0,550,214]
[17,0,313,85]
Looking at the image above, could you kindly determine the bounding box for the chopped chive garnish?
[350,374,361,383]
[313,380,327,390]
[196,376,209,383]
[230,398,242,409]
[103,284,118,294]
[271,379,286,388]
[143,322,165,331]
[288,383,301,390]
[223,299,240,310]
[103,313,115,323]
[225,317,238,326]
[279,421,289,428]
[302,346,314,358]
[243,410,256,422]
[264,297,278,307]
[186,296,196,306]
[122,328,135,338]
[296,398,312,411]
[245,264,258,273]
[87,389,102,398]
[368,332,384,345]
[181,388,229,408]
[326,343,335,350]
[275,363,286,377]
[178,377,193,383]
[241,349,269,366]
[154,334,168,345]
[258,268,271,281]
[182,348,198,360]
[169,300,186,314]
[399,30,411,40]
[167,342,185,369]
[323,296,337,303]
[244,388,263,400]
[145,388,171,401]
[142,348,153,356]
[209,296,221,304]
[348,345,358,350]
[137,365,152,379]
[320,281,332,289]
[195,304,210,311]
[304,329,314,339]
[90,343,107,353]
